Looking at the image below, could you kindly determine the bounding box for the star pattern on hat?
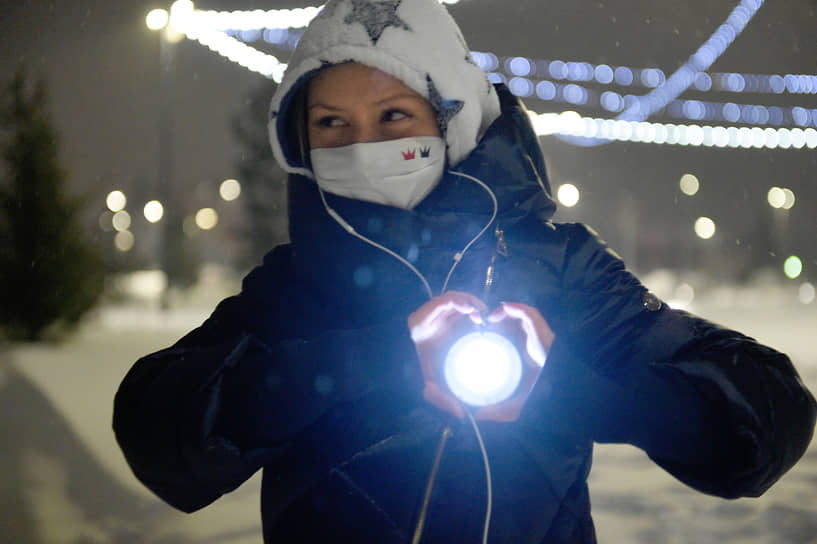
[344,0,411,45]
[426,74,464,136]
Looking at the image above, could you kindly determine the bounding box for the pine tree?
[0,69,105,341]
[231,80,289,273]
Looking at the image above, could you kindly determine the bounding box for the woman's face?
[307,63,440,150]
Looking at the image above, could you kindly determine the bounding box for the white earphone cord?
[318,172,498,543]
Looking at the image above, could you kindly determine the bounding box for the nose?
[349,118,381,145]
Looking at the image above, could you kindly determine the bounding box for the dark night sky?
[1,0,816,277]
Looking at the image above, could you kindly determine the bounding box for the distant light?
[195,208,219,230]
[143,200,164,223]
[557,183,580,207]
[672,283,695,308]
[114,230,135,252]
[679,173,700,196]
[767,187,786,208]
[799,282,815,304]
[535,81,556,101]
[508,57,532,77]
[784,256,803,279]
[614,66,634,86]
[124,270,168,300]
[220,179,241,201]
[509,77,534,97]
[594,64,614,84]
[694,217,716,239]
[98,211,114,232]
[112,210,132,232]
[146,9,169,30]
[781,188,796,210]
[106,190,127,212]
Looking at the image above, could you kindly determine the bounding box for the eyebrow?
[308,92,426,110]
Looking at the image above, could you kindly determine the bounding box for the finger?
[487,303,549,366]
[409,293,486,340]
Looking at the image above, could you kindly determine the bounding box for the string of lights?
[479,53,817,96]
[489,73,817,128]
[157,0,815,149]
[528,110,817,149]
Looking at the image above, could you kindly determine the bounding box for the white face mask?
[310,136,446,210]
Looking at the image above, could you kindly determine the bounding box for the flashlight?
[443,330,523,407]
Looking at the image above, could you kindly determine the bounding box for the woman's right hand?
[408,291,488,419]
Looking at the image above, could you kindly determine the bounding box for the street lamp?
[146,5,180,307]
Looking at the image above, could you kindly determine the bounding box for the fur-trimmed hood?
[267,0,502,175]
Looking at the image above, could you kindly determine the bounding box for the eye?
[314,116,346,128]
[382,109,411,123]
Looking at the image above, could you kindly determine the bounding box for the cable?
[466,411,493,544]
[411,425,453,544]
[442,171,498,294]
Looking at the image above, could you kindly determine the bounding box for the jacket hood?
[267,0,501,173]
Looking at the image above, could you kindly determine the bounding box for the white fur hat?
[267,0,501,175]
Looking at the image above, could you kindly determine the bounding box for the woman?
[113,0,816,542]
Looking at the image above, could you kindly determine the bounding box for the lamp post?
[146,7,181,308]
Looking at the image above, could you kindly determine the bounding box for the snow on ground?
[1,274,815,543]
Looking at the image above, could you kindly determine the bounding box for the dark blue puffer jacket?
[113,86,816,543]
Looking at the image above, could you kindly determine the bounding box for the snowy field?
[1,275,815,543]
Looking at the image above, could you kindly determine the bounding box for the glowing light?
[799,282,815,304]
[106,190,127,212]
[219,179,242,201]
[680,174,700,196]
[114,230,135,252]
[443,331,522,407]
[195,207,219,230]
[112,210,132,232]
[146,9,169,30]
[670,283,695,309]
[781,188,796,210]
[767,187,786,208]
[784,256,803,279]
[98,211,114,232]
[557,183,580,207]
[143,200,164,223]
[694,217,716,239]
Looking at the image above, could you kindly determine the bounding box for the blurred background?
[1,1,816,542]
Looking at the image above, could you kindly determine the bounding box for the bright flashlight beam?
[444,332,522,407]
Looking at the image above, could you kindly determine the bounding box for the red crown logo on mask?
[402,149,417,160]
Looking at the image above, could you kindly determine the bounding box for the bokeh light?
[146,8,169,30]
[767,187,786,208]
[781,188,796,210]
[679,174,700,196]
[106,190,127,212]
[143,200,164,223]
[112,210,132,232]
[784,256,803,279]
[799,282,815,304]
[694,217,716,239]
[98,211,114,232]
[195,208,219,230]
[219,179,242,201]
[114,230,135,252]
[557,183,580,207]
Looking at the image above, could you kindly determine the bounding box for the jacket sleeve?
[543,223,816,499]
[112,246,421,513]
[112,294,279,512]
